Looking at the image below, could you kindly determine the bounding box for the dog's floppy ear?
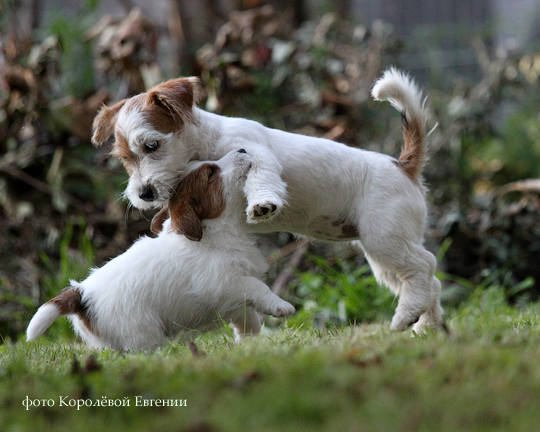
[150,199,203,240]
[166,163,224,242]
[150,207,170,235]
[146,77,200,126]
[91,99,126,146]
[170,203,203,241]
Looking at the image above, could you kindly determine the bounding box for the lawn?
[1,287,539,432]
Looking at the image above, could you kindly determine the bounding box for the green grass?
[1,288,540,432]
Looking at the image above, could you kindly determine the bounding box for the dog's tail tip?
[26,286,83,341]
[371,67,402,99]
[26,303,61,341]
[371,67,424,120]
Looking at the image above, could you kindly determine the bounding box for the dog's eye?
[208,166,216,178]
[144,140,160,153]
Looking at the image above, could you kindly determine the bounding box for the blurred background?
[1,0,539,339]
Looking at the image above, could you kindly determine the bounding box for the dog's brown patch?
[152,163,225,240]
[397,113,425,181]
[47,287,94,333]
[111,131,137,174]
[142,104,180,134]
[91,99,127,146]
[340,224,359,239]
[145,77,199,133]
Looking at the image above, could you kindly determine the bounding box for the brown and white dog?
[91,68,443,332]
[26,150,295,350]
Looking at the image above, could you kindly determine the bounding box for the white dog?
[26,151,295,351]
[91,68,443,332]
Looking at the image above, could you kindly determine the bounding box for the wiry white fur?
[26,304,59,341]
[115,68,443,332]
[26,151,295,351]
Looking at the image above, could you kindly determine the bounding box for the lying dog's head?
[150,150,252,241]
[92,77,200,210]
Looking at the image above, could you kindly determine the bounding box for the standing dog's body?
[26,151,295,351]
[92,68,443,332]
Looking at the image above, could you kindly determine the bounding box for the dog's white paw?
[411,305,446,335]
[246,201,281,223]
[268,300,295,318]
[390,294,436,332]
[411,320,429,336]
[390,309,422,331]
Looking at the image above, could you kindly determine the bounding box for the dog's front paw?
[246,201,281,223]
[268,299,295,318]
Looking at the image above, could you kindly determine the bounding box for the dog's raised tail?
[26,286,84,341]
[371,68,428,180]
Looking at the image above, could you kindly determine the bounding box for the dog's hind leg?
[412,277,444,334]
[361,238,439,331]
[364,254,402,296]
[369,258,444,333]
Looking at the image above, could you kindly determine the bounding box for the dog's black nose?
[139,185,156,202]
[237,148,247,153]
